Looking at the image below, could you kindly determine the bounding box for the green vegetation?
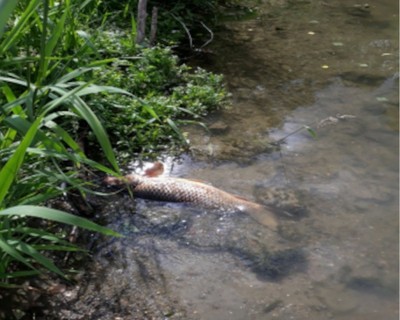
[0,0,125,287]
[78,0,222,45]
[91,44,227,161]
[0,0,229,290]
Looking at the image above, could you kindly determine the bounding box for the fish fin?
[144,162,164,177]
[185,178,211,184]
[233,194,253,202]
[246,207,279,231]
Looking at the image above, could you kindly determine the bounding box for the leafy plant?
[0,0,230,289]
[0,0,126,286]
[89,45,229,162]
[0,108,121,287]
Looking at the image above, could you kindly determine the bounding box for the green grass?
[0,0,229,288]
[0,0,125,286]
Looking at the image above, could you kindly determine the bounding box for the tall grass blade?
[166,117,187,143]
[0,0,41,54]
[0,75,30,87]
[0,116,42,206]
[0,238,36,271]
[1,83,23,115]
[42,80,90,114]
[142,104,160,120]
[37,4,69,82]
[131,13,137,40]
[56,67,97,84]
[0,205,122,237]
[0,84,22,149]
[13,240,64,276]
[71,97,120,172]
[3,115,66,153]
[44,119,84,156]
[0,1,19,39]
[25,147,119,176]
[11,226,76,245]
[75,84,133,97]
[76,30,100,57]
[37,0,50,84]
[0,270,40,281]
[0,94,29,115]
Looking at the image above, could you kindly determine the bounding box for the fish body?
[128,175,257,210]
[105,164,278,230]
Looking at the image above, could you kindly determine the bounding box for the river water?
[56,1,398,319]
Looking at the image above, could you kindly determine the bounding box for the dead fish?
[104,162,278,230]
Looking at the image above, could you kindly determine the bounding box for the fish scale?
[104,173,278,230]
[133,177,235,209]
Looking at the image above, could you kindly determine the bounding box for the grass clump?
[0,0,229,292]
[90,44,228,162]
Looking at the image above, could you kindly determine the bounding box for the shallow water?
[160,1,398,318]
[60,1,399,319]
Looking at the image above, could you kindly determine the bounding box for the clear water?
[68,1,399,319]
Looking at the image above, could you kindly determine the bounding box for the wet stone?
[344,4,371,18]
[278,222,307,242]
[346,276,398,298]
[263,299,283,314]
[340,72,387,87]
[132,205,191,237]
[209,121,230,133]
[254,186,308,220]
[240,247,307,280]
[338,265,399,298]
[315,282,359,315]
[369,39,392,48]
[352,182,395,205]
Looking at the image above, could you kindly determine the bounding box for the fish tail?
[246,206,278,231]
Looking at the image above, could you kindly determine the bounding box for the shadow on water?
[38,0,398,319]
[102,197,308,282]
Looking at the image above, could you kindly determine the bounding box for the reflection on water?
[64,1,399,319]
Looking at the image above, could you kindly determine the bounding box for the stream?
[49,0,398,319]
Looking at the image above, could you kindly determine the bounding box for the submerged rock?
[209,120,230,133]
[254,186,308,220]
[237,247,307,280]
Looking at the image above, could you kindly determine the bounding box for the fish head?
[124,173,143,187]
[104,173,142,187]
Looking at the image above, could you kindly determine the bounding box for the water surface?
[162,1,399,319]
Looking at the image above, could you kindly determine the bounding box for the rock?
[254,187,308,220]
[209,121,230,133]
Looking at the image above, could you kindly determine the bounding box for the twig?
[271,113,356,186]
[136,0,147,44]
[271,124,314,146]
[150,7,158,45]
[199,21,214,48]
[271,113,356,146]
[171,14,193,50]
